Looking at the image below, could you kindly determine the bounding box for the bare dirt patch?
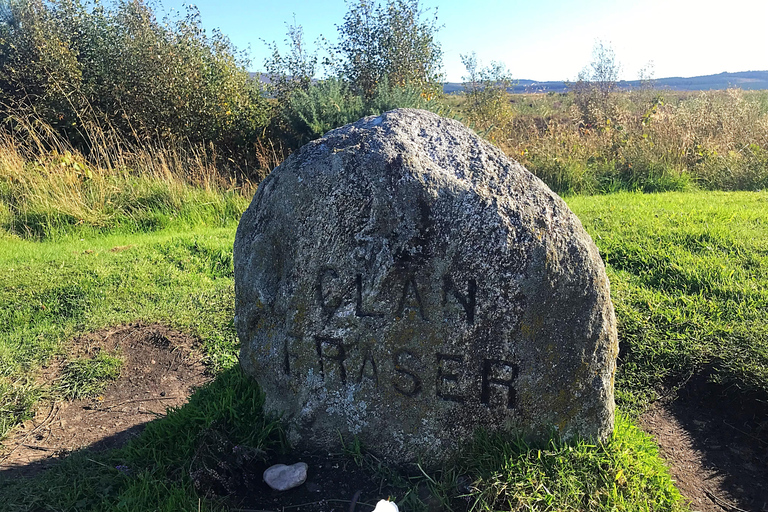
[0,323,211,478]
[639,372,768,512]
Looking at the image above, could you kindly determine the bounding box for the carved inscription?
[443,276,477,324]
[397,275,427,320]
[301,337,518,408]
[356,274,384,317]
[316,267,477,324]
[316,267,343,315]
[357,345,379,386]
[315,336,348,385]
[282,333,301,376]
[436,353,465,403]
[303,267,519,408]
[392,349,423,396]
[481,359,519,409]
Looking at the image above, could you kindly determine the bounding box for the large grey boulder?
[234,109,618,465]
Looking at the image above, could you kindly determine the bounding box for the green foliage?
[572,40,622,127]
[262,16,319,104]
[0,0,270,171]
[280,78,363,145]
[461,413,683,512]
[335,0,443,99]
[280,76,446,146]
[57,351,123,400]
[460,52,514,143]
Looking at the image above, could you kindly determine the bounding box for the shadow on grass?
[0,367,423,512]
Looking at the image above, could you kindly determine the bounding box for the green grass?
[458,412,683,511]
[0,366,282,512]
[0,223,247,439]
[4,188,767,510]
[56,352,124,400]
[568,190,768,410]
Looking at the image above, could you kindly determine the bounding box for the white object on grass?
[373,499,399,512]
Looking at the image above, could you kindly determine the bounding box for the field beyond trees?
[1,0,767,510]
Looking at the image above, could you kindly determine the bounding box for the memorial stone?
[234,109,618,465]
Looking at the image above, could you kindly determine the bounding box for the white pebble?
[263,462,308,491]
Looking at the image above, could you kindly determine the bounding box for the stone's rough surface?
[235,108,618,465]
[263,462,308,491]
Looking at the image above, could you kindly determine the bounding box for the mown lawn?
[569,191,768,409]
[1,189,765,511]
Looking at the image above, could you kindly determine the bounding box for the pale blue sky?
[157,0,768,82]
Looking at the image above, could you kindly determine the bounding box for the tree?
[0,0,269,169]
[460,52,514,142]
[572,40,621,127]
[638,60,656,90]
[263,16,319,104]
[578,40,620,96]
[335,0,443,99]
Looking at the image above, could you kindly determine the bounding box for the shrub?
[0,0,270,177]
[460,52,515,143]
[281,78,364,145]
[571,40,621,128]
[279,76,447,147]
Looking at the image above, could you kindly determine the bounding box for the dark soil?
[639,371,768,512]
[190,443,418,512]
[0,323,211,478]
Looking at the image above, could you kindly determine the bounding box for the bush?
[460,52,514,143]
[571,41,621,128]
[281,78,364,145]
[0,0,270,175]
[278,76,447,148]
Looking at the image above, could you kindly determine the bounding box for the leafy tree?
[0,0,83,133]
[267,3,445,150]
[461,51,514,142]
[335,0,443,99]
[262,16,319,104]
[572,40,621,127]
[0,0,269,170]
[638,60,656,90]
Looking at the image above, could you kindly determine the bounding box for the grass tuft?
[56,352,124,400]
[460,412,684,511]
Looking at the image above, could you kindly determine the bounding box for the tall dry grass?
[462,89,768,194]
[0,114,281,239]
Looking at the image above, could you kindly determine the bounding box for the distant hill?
[443,70,768,94]
[251,71,768,94]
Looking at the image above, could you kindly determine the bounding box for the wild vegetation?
[483,88,768,195]
[0,0,767,510]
